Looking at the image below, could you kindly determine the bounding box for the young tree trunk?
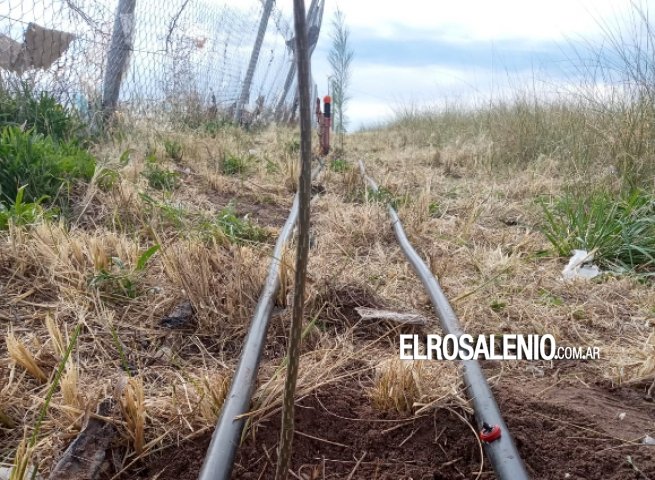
[274,0,312,478]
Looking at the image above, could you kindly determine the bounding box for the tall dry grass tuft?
[162,240,264,330]
[116,376,146,455]
[283,154,299,192]
[6,333,47,383]
[45,315,65,359]
[9,437,34,480]
[276,245,294,307]
[370,358,422,414]
[60,362,82,411]
[197,374,230,423]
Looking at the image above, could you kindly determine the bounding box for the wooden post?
[102,0,136,121]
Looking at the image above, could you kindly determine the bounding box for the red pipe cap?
[480,424,502,443]
[323,95,331,104]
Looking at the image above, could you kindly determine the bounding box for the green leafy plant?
[89,245,161,299]
[139,192,188,229]
[540,188,655,274]
[0,126,95,206]
[428,201,442,217]
[141,163,180,191]
[329,158,349,172]
[164,139,183,162]
[97,168,120,191]
[284,138,300,155]
[490,299,507,312]
[221,153,249,176]
[266,159,280,174]
[366,186,408,209]
[0,185,53,230]
[201,204,267,244]
[0,84,83,142]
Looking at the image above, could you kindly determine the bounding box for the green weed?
[0,126,95,206]
[221,153,249,176]
[329,158,350,172]
[142,162,180,191]
[201,204,267,244]
[140,192,188,229]
[164,139,183,162]
[428,201,442,217]
[366,186,408,209]
[0,186,53,230]
[0,83,83,142]
[266,159,280,174]
[284,138,300,155]
[540,189,655,274]
[89,245,160,299]
[97,168,120,191]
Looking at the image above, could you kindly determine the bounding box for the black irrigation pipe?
[198,163,324,480]
[359,160,530,480]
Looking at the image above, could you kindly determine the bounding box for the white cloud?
[327,0,638,43]
[272,0,642,42]
[268,0,654,127]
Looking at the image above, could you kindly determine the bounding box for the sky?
[274,0,651,129]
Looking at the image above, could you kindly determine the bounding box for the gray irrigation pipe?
[198,163,324,480]
[358,159,530,480]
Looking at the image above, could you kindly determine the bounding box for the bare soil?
[128,372,655,480]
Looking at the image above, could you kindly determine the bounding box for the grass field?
[1,88,655,479]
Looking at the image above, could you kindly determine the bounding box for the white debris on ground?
[355,307,428,325]
[0,466,41,480]
[562,249,601,280]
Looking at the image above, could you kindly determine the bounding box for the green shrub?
[141,162,180,191]
[540,188,655,274]
[164,139,183,162]
[0,126,95,205]
[329,158,349,172]
[0,84,82,143]
[221,153,249,176]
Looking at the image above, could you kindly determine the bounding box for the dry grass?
[370,358,423,413]
[6,332,47,383]
[116,376,146,455]
[2,110,654,479]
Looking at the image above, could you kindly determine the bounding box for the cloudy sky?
[275,0,648,129]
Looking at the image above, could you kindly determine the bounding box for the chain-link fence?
[0,0,322,127]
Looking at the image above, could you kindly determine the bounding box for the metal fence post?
[102,0,136,121]
[274,0,319,120]
[234,0,275,124]
[283,0,324,123]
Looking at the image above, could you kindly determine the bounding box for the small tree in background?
[328,8,353,147]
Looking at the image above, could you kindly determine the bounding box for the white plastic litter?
[562,249,601,280]
[641,435,655,445]
[0,466,40,480]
